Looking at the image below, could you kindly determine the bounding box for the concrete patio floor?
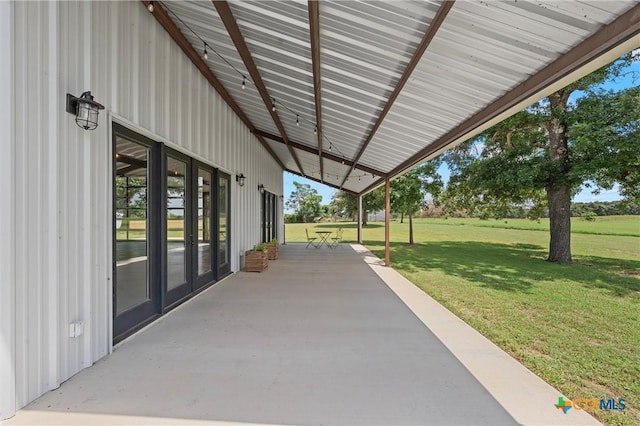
[5,244,599,425]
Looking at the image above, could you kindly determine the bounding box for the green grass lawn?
[285,217,640,425]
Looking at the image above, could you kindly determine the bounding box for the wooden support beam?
[308,1,324,182]
[141,0,285,171]
[213,1,305,175]
[340,1,455,188]
[254,129,386,177]
[387,2,640,179]
[285,169,358,195]
[384,177,390,267]
[357,194,362,244]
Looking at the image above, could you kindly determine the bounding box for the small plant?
[270,238,278,243]
[252,243,268,252]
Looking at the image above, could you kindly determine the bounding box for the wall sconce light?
[66,91,104,130]
[236,173,246,187]
[258,184,265,193]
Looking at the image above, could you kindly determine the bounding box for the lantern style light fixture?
[258,184,265,193]
[66,91,105,130]
[236,173,246,187]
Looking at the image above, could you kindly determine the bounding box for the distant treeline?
[570,201,640,216]
[420,200,639,219]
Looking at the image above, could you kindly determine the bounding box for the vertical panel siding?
[0,0,16,419]
[9,0,283,415]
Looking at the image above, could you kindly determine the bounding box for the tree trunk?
[362,209,368,226]
[408,210,414,244]
[400,212,404,223]
[547,186,572,262]
[545,90,573,263]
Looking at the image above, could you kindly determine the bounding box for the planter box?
[266,242,279,260]
[245,250,268,272]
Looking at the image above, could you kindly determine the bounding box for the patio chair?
[330,227,343,248]
[305,228,319,248]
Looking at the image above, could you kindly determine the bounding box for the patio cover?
[145,0,640,195]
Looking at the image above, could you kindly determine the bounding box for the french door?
[113,123,229,341]
[261,191,278,243]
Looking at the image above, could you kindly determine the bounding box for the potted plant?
[245,243,268,272]
[266,238,279,260]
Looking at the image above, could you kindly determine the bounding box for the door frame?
[112,123,162,341]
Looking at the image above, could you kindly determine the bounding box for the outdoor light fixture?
[258,184,265,193]
[66,91,104,130]
[236,173,246,187]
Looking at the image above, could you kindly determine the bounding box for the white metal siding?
[0,0,16,420]
[8,0,282,417]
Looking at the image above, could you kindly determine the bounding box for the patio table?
[315,231,332,248]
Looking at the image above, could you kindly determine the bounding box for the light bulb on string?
[147,1,154,12]
[203,43,209,60]
[241,76,246,90]
[314,126,317,135]
[271,99,276,112]
[358,176,361,182]
[296,115,299,126]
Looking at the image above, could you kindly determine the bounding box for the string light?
[158,1,355,177]
[147,1,154,12]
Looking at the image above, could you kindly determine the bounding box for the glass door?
[194,165,215,289]
[164,149,192,307]
[218,173,231,278]
[113,124,160,340]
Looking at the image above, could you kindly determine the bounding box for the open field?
[284,217,640,425]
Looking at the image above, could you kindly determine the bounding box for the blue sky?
[284,55,638,209]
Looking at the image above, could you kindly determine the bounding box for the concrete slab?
[4,244,599,425]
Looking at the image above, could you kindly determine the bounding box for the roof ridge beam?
[308,1,324,182]
[142,0,285,171]
[254,129,386,177]
[286,169,357,195]
[339,1,455,188]
[213,0,306,175]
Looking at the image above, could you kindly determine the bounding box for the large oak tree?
[442,54,639,262]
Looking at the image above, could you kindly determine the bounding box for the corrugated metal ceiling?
[152,0,640,195]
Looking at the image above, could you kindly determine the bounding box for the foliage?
[580,211,597,221]
[571,200,640,216]
[286,181,323,223]
[442,53,639,262]
[390,160,443,243]
[362,187,385,225]
[329,191,358,220]
[251,243,268,252]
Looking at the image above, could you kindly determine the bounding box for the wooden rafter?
[360,2,640,196]
[286,169,357,195]
[141,0,285,171]
[308,1,323,182]
[213,0,305,175]
[339,1,455,189]
[254,129,386,177]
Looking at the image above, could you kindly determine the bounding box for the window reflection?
[115,138,150,314]
[167,157,187,290]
